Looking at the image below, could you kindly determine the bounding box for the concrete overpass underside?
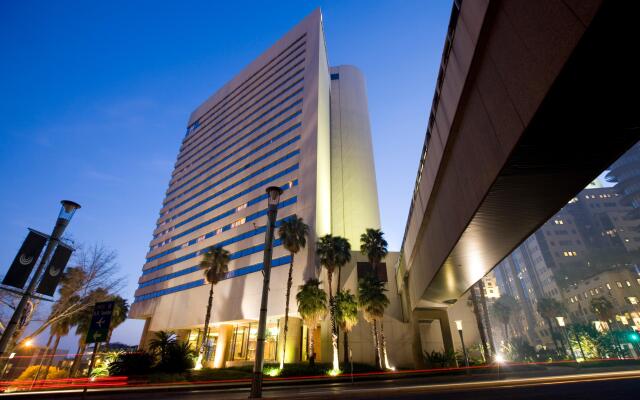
[403,0,640,308]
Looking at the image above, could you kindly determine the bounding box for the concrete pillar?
[138,318,152,350]
[278,316,302,364]
[213,324,233,368]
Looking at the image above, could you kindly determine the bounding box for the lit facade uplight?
[555,316,565,327]
[455,320,463,331]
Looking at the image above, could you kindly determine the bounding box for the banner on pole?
[86,301,115,344]
[2,230,48,289]
[36,244,73,296]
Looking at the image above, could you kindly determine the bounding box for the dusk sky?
[0,1,451,348]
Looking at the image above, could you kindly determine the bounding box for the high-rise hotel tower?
[129,9,380,367]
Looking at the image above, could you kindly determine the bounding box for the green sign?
[85,301,114,344]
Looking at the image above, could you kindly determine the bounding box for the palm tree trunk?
[343,330,350,369]
[308,326,315,366]
[372,320,381,369]
[201,283,215,355]
[470,285,490,363]
[327,272,339,371]
[379,320,390,369]
[280,253,295,369]
[32,334,54,387]
[478,280,496,359]
[43,335,61,381]
[69,341,86,377]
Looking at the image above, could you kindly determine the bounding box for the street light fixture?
[455,320,470,372]
[0,200,81,356]
[556,316,578,362]
[250,186,282,399]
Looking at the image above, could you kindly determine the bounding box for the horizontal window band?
[166,119,302,199]
[164,134,301,208]
[134,255,292,302]
[147,196,297,262]
[157,164,299,230]
[180,35,306,147]
[165,150,300,215]
[143,214,292,275]
[174,84,303,173]
[178,68,305,165]
[152,179,298,245]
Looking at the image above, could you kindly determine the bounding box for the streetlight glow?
[495,353,505,363]
[455,320,463,331]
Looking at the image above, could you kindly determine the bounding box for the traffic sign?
[85,301,114,344]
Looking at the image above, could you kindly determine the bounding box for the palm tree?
[468,283,491,362]
[149,330,177,362]
[41,301,75,380]
[105,296,129,350]
[360,228,388,276]
[196,246,230,369]
[40,267,85,381]
[335,289,358,367]
[277,217,309,369]
[316,234,351,371]
[537,297,567,353]
[492,295,518,344]
[69,288,109,377]
[358,274,390,369]
[590,296,616,325]
[296,279,327,366]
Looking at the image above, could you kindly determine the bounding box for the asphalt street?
[3,370,639,400]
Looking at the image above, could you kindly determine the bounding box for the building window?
[330,73,340,80]
[626,280,632,287]
[236,203,248,212]
[627,297,639,305]
[617,281,623,288]
[606,283,612,290]
[554,219,564,225]
[231,218,246,229]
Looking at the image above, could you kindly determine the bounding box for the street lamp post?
[556,316,577,362]
[0,200,80,356]
[455,320,470,373]
[250,186,282,399]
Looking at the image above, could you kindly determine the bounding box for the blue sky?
[0,1,451,347]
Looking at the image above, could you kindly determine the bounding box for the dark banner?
[36,244,73,296]
[2,230,48,289]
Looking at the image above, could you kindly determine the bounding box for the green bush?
[156,341,196,373]
[108,351,155,376]
[15,366,66,381]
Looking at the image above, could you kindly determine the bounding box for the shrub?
[15,366,66,381]
[108,351,155,376]
[156,341,196,373]
[424,350,458,368]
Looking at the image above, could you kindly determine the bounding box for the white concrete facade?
[129,9,400,368]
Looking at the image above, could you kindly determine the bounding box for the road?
[3,370,640,399]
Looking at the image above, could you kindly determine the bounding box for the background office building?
[129,10,386,368]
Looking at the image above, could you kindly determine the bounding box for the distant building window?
[231,218,246,229]
[554,219,564,225]
[627,297,639,305]
[617,281,623,288]
[626,280,632,287]
[606,283,612,290]
[330,73,340,80]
